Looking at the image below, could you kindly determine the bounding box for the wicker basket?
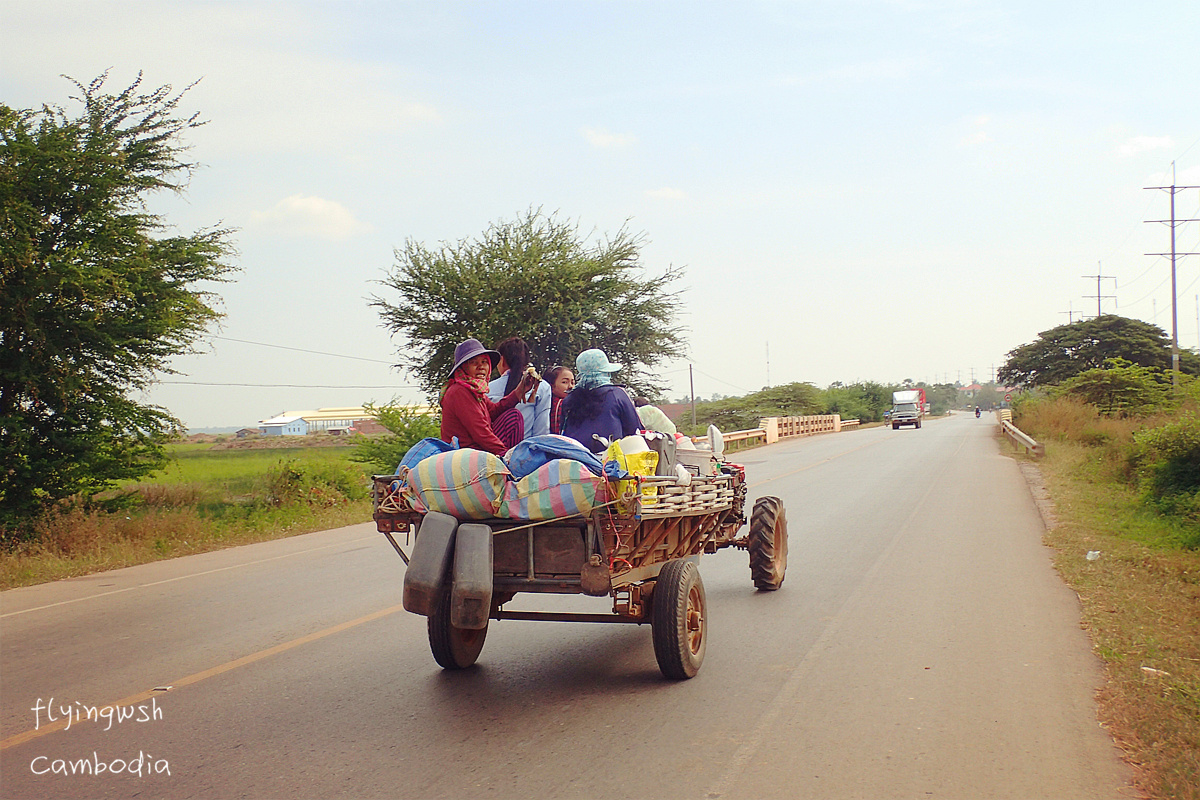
[636,474,734,517]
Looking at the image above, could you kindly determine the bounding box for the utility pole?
[1060,302,1077,324]
[689,363,696,427]
[1081,262,1117,318]
[765,342,770,388]
[1144,164,1200,385]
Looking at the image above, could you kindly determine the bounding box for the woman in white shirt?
[487,337,552,439]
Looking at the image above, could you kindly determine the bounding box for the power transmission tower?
[1144,164,1200,383]
[1081,263,1117,318]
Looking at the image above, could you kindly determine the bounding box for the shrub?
[264,458,370,507]
[1133,415,1200,511]
[351,403,441,473]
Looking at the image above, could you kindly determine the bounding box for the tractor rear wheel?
[748,496,788,591]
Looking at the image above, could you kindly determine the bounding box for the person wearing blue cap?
[561,348,641,453]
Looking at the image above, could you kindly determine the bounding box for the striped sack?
[408,449,511,520]
[496,459,606,520]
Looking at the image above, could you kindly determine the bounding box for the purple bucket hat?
[448,338,499,378]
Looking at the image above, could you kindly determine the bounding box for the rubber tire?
[651,559,706,679]
[748,496,788,591]
[892,423,899,430]
[428,588,488,669]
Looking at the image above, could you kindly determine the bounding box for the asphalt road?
[0,413,1134,799]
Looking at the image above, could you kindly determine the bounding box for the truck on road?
[891,389,925,429]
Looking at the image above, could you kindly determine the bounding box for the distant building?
[254,406,436,436]
[259,415,308,436]
[235,428,259,439]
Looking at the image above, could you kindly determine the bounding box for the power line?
[208,336,397,365]
[157,381,419,389]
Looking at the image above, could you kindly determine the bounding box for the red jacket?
[440,381,521,456]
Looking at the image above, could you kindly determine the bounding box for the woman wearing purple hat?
[440,338,536,457]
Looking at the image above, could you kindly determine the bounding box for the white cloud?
[250,195,372,240]
[958,114,992,147]
[645,187,687,200]
[583,127,637,148]
[1117,136,1173,157]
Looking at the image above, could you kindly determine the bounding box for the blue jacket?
[561,384,641,453]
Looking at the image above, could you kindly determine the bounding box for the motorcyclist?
[975,406,981,418]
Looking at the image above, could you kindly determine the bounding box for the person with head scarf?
[561,348,641,453]
[440,338,536,456]
[487,337,552,440]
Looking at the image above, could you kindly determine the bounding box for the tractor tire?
[428,588,487,669]
[748,496,788,591]
[651,559,707,679]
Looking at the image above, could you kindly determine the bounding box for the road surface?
[0,413,1134,799]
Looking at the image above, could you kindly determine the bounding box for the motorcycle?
[975,407,981,418]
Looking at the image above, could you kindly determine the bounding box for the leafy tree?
[823,381,893,422]
[0,73,236,533]
[680,382,822,434]
[350,402,440,473]
[372,209,686,398]
[998,315,1200,387]
[1058,358,1172,417]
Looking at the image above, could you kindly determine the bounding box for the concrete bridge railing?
[720,414,859,451]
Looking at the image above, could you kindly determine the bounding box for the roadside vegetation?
[1010,367,1199,800]
[674,379,964,435]
[0,438,373,589]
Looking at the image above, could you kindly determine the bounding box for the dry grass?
[0,501,372,588]
[1018,437,1200,800]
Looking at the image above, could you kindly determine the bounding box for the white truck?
[891,389,924,429]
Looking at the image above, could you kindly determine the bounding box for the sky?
[3,0,1199,430]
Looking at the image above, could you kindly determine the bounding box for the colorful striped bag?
[496,459,606,520]
[408,449,511,520]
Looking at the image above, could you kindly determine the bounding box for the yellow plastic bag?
[602,439,659,512]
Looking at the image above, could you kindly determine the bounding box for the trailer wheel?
[749,496,788,591]
[428,589,487,669]
[652,559,706,679]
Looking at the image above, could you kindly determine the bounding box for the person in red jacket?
[440,338,536,457]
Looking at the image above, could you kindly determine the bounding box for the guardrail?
[997,411,1044,457]
[718,414,860,451]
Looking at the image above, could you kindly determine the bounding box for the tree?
[350,402,440,473]
[372,209,687,398]
[998,315,1200,387]
[1058,359,1172,417]
[0,73,236,531]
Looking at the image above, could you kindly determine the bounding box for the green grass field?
[2,439,376,589]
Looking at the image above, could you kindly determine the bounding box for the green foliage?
[350,403,440,473]
[1132,416,1200,535]
[823,381,894,422]
[264,458,370,508]
[1058,358,1173,417]
[372,208,686,398]
[918,382,961,415]
[998,315,1199,387]
[680,382,823,434]
[0,73,236,533]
